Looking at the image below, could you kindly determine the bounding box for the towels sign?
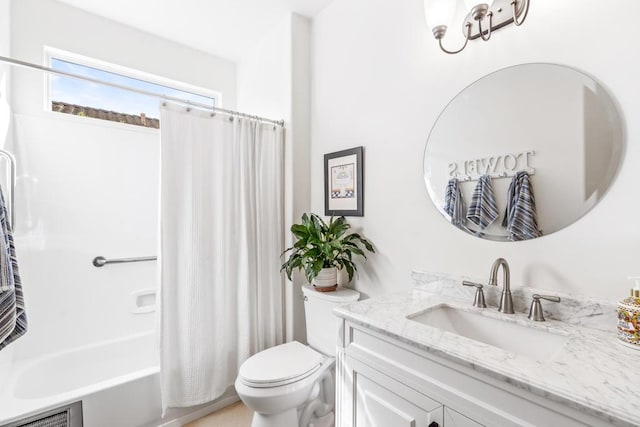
[448,150,535,181]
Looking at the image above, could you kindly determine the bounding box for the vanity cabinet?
[336,320,611,427]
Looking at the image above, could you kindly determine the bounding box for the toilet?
[235,284,360,427]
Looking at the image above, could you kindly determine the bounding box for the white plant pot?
[313,267,337,289]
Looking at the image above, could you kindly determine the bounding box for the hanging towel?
[0,186,25,351]
[466,175,499,229]
[502,171,523,227]
[502,171,542,241]
[444,178,465,227]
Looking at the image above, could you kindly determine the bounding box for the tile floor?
[185,402,253,427]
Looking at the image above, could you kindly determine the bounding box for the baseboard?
[154,394,241,427]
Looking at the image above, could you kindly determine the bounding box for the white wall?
[237,16,291,121]
[287,15,311,343]
[237,13,311,342]
[0,0,9,128]
[310,0,640,301]
[7,0,238,359]
[0,0,10,151]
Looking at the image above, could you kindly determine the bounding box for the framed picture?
[324,146,364,217]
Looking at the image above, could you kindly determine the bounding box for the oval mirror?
[424,63,624,241]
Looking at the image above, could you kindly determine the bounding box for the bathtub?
[0,332,236,426]
[0,331,161,426]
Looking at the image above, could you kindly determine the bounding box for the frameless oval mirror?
[424,63,624,241]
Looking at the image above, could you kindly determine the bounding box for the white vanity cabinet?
[336,320,612,427]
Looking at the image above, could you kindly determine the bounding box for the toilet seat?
[238,341,324,388]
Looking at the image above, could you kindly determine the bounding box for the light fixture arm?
[511,0,529,26]
[436,23,472,55]
[477,11,494,41]
[424,0,530,54]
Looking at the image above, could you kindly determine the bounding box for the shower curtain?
[159,103,284,412]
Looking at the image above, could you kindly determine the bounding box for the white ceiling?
[56,0,334,61]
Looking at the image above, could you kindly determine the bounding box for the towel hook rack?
[0,149,16,228]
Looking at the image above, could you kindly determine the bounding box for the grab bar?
[0,149,16,228]
[92,255,157,268]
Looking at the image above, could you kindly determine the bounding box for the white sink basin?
[407,305,569,361]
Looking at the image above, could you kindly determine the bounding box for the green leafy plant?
[281,213,375,284]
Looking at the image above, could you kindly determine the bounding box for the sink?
[407,305,569,361]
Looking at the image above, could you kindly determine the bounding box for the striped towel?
[443,178,465,227]
[502,171,542,241]
[466,175,499,229]
[0,187,26,351]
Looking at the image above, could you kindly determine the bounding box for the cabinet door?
[351,357,443,427]
[444,407,484,427]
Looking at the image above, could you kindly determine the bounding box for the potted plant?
[281,213,375,291]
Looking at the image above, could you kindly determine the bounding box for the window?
[48,52,218,129]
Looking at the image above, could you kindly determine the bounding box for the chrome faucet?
[489,258,514,314]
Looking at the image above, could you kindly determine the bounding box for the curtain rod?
[0,55,285,127]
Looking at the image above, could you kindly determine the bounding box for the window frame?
[44,47,222,129]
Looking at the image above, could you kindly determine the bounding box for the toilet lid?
[238,341,323,387]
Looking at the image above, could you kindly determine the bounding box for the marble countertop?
[334,271,640,427]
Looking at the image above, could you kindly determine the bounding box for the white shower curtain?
[159,103,285,412]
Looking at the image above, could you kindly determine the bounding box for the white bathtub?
[0,332,162,426]
[0,332,237,427]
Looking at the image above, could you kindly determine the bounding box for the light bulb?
[423,0,456,31]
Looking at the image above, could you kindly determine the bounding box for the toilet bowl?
[235,285,360,427]
[235,341,334,427]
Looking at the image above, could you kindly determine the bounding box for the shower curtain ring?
[186,101,192,112]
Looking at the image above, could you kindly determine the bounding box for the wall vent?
[1,401,82,427]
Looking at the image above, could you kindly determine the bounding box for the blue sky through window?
[50,58,215,120]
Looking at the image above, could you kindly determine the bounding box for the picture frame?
[324,146,364,217]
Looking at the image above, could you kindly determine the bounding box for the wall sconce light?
[424,0,529,54]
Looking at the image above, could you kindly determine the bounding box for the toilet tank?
[302,284,360,356]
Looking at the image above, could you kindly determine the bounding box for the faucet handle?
[528,294,561,321]
[462,280,487,308]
